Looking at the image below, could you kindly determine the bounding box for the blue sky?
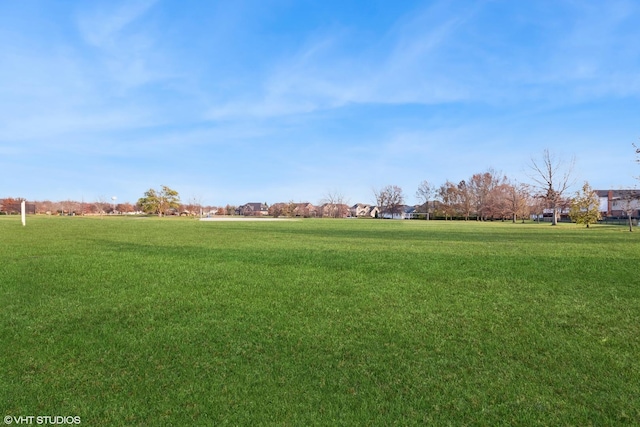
[1,0,639,206]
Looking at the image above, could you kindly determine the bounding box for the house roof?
[239,202,268,210]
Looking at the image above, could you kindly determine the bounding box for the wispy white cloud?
[2,0,639,204]
[485,0,640,102]
[205,1,475,120]
[75,0,174,91]
[0,0,186,148]
[76,0,158,48]
[210,0,640,121]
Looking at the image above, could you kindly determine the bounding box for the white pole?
[21,200,26,226]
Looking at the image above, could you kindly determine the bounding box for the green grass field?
[1,216,639,425]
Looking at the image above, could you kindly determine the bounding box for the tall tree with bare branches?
[437,181,458,220]
[468,169,506,221]
[374,185,404,219]
[323,190,348,218]
[373,187,387,219]
[415,180,434,220]
[528,149,575,226]
[457,180,474,220]
[619,189,639,232]
[515,183,533,223]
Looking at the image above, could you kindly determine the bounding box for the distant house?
[237,202,269,216]
[596,190,640,217]
[402,205,417,219]
[203,207,221,216]
[351,203,379,218]
[540,207,571,221]
[381,204,416,219]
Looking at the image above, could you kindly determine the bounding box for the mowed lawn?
[1,216,639,425]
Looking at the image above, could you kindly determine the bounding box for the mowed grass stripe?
[1,216,639,425]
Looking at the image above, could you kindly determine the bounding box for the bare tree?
[489,180,529,222]
[286,201,298,217]
[415,180,434,220]
[373,187,388,219]
[95,196,108,219]
[531,194,546,223]
[388,186,405,219]
[323,190,348,218]
[184,195,203,218]
[528,149,575,226]
[437,181,458,220]
[241,204,254,216]
[456,180,473,220]
[468,168,507,221]
[619,189,639,232]
[514,183,533,223]
[50,201,63,216]
[116,202,135,214]
[34,200,53,215]
[634,141,640,182]
[1,197,18,215]
[491,183,511,221]
[268,203,284,218]
[374,185,404,219]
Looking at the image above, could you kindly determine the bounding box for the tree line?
[372,149,576,223]
[2,149,636,228]
[373,149,609,228]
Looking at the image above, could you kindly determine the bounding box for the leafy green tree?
[137,185,180,217]
[569,182,601,228]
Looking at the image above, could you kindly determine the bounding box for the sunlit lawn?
[1,216,639,425]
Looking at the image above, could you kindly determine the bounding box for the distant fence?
[600,217,638,226]
[407,215,638,226]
